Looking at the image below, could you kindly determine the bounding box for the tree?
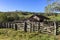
[45,0,60,16]
[45,0,53,16]
[45,0,60,13]
[45,5,52,13]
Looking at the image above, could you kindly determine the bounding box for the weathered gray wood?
[0,23,1,28]
[13,24,15,29]
[38,22,40,33]
[6,23,8,28]
[24,22,27,32]
[8,23,10,28]
[9,23,11,28]
[0,21,58,34]
[30,22,32,32]
[54,21,56,35]
[11,23,13,29]
[15,24,17,30]
[33,22,35,32]
[31,22,33,32]
[6,23,7,28]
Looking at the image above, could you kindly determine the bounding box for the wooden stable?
[0,14,58,35]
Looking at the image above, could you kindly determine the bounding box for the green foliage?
[0,11,60,22]
[4,13,19,22]
[7,17,15,22]
[0,12,33,22]
[0,13,7,22]
[7,13,19,20]
[45,5,52,13]
[45,0,60,13]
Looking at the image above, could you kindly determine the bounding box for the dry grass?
[56,35,60,40]
[0,28,55,40]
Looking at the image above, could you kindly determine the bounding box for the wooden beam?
[54,21,56,35]
[24,22,27,32]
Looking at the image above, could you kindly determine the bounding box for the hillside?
[0,12,60,22]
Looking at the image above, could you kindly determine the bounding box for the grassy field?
[0,28,55,40]
[56,35,60,40]
[47,15,60,21]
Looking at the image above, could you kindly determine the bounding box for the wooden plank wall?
[0,21,59,34]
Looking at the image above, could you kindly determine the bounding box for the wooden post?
[13,24,15,29]
[6,23,7,28]
[33,22,35,32]
[7,23,9,28]
[31,22,33,32]
[15,24,17,30]
[1,22,3,28]
[9,23,11,28]
[11,23,12,28]
[4,22,6,28]
[0,22,2,28]
[8,23,9,28]
[5,23,6,28]
[56,22,59,35]
[54,21,56,35]
[38,22,40,33]
[24,22,27,32]
[30,22,32,32]
[11,24,13,29]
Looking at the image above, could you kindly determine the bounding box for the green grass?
[0,28,55,40]
[18,13,33,18]
[47,15,60,21]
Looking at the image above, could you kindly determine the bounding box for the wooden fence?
[0,21,59,35]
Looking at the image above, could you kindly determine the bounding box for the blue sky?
[0,0,52,12]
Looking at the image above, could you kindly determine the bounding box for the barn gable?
[27,14,50,22]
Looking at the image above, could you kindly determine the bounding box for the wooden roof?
[27,14,50,22]
[11,14,50,22]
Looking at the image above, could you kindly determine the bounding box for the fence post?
[30,22,32,32]
[9,23,11,28]
[15,24,17,30]
[54,21,56,35]
[6,23,8,28]
[38,22,40,33]
[24,22,27,32]
[56,21,59,35]
[0,22,2,28]
[11,23,13,29]
[33,22,35,32]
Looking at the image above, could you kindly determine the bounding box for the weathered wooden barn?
[24,14,50,32]
[0,14,57,34]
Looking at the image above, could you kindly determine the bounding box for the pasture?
[0,28,55,40]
